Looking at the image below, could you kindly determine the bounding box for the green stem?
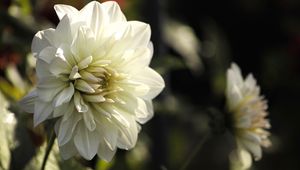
[41,130,56,170]
[179,133,210,170]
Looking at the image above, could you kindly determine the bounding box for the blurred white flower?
[226,63,271,169]
[0,91,17,169]
[20,1,164,161]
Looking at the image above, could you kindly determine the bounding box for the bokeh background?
[1,0,300,170]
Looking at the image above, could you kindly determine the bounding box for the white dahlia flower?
[20,1,164,161]
[226,63,271,169]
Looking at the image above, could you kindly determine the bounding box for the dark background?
[1,0,300,169]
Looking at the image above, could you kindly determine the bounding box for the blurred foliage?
[1,0,300,170]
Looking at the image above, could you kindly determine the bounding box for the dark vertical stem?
[41,130,56,170]
[141,0,168,169]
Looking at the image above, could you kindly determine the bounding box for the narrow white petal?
[36,59,51,78]
[79,1,107,40]
[74,79,95,93]
[106,106,130,128]
[54,4,78,20]
[136,99,153,124]
[78,56,93,70]
[53,83,74,107]
[102,1,126,23]
[97,140,117,162]
[92,103,111,117]
[114,115,138,149]
[57,112,81,146]
[69,65,81,80]
[19,90,37,113]
[71,26,95,61]
[49,56,71,76]
[74,121,100,160]
[54,15,73,46]
[242,132,261,144]
[230,147,252,170]
[37,79,67,102]
[80,70,100,83]
[38,46,56,63]
[34,101,53,126]
[132,67,165,99]
[74,92,88,112]
[103,127,118,151]
[82,94,106,103]
[59,139,78,160]
[53,102,69,118]
[31,29,55,56]
[240,139,262,161]
[121,46,152,73]
[83,109,96,131]
[127,21,151,48]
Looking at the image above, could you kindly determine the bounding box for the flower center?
[68,57,126,104]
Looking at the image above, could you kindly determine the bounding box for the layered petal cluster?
[20,1,164,161]
[226,63,271,169]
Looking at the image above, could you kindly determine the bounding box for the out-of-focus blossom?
[163,19,203,74]
[0,91,17,169]
[226,63,271,169]
[20,1,164,162]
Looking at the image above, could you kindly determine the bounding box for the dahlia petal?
[230,147,252,170]
[136,99,153,124]
[127,21,151,47]
[54,4,78,20]
[92,103,111,117]
[53,103,67,118]
[74,121,100,160]
[57,112,81,146]
[74,92,88,112]
[107,106,130,128]
[133,67,165,99]
[82,94,106,103]
[83,109,96,131]
[122,47,152,72]
[49,55,72,76]
[61,102,76,121]
[34,101,53,126]
[19,90,37,113]
[31,29,55,56]
[53,83,74,107]
[105,21,150,58]
[37,78,67,102]
[229,63,244,87]
[39,46,56,63]
[71,26,96,61]
[103,127,118,151]
[74,79,95,93]
[240,139,262,161]
[102,1,126,23]
[78,55,93,70]
[80,70,100,83]
[242,131,262,144]
[36,59,51,78]
[97,140,117,162]
[80,1,107,40]
[37,76,66,89]
[244,74,260,95]
[114,115,138,149]
[59,139,77,160]
[54,15,73,46]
